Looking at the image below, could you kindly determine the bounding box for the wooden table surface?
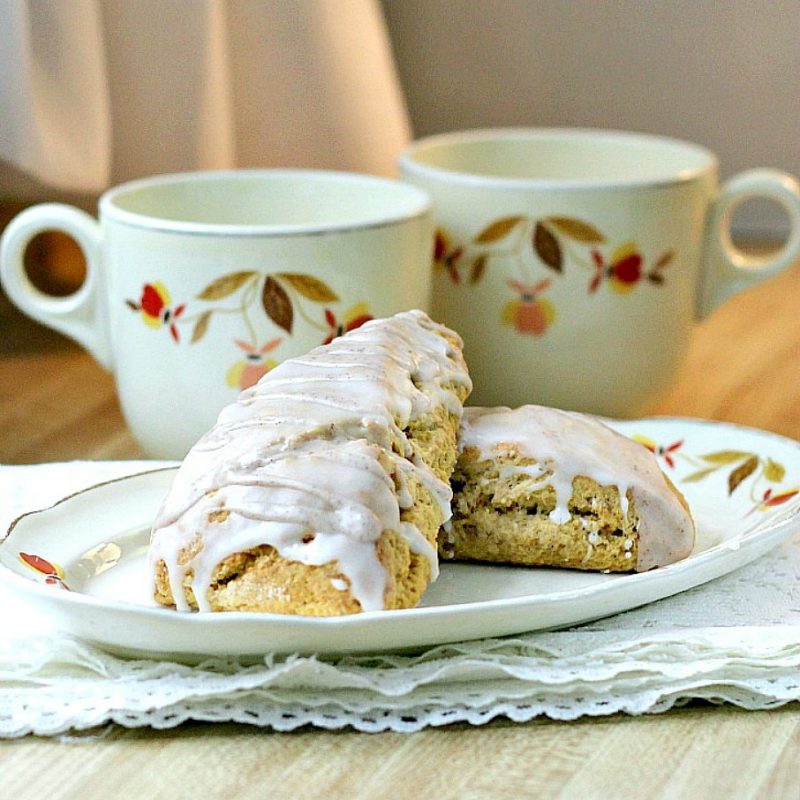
[1,262,799,799]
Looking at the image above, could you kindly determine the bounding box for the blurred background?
[1,0,798,293]
[384,0,799,243]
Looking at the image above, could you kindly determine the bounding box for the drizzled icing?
[149,310,470,612]
[459,406,695,570]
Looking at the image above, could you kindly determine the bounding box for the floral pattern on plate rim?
[634,435,800,518]
[18,552,70,590]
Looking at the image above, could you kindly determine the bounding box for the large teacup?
[399,129,800,414]
[1,170,432,457]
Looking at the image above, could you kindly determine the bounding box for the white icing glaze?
[498,463,547,482]
[459,405,695,570]
[149,311,469,612]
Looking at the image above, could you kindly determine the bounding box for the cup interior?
[400,129,716,187]
[101,170,430,234]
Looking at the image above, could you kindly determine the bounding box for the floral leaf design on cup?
[433,216,674,336]
[533,222,564,272]
[323,303,374,344]
[590,243,642,294]
[534,216,606,274]
[589,245,674,294]
[191,271,262,344]
[262,276,294,333]
[261,273,341,333]
[191,310,213,344]
[546,217,606,244]
[196,271,257,300]
[434,228,464,284]
[18,551,70,590]
[501,279,555,336]
[277,273,340,303]
[470,255,488,284]
[475,216,526,244]
[647,250,675,285]
[126,270,370,386]
[226,337,282,390]
[125,282,186,342]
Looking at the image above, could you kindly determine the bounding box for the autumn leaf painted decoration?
[435,215,674,337]
[323,303,374,345]
[125,282,186,342]
[125,271,373,389]
[18,552,69,589]
[633,435,798,517]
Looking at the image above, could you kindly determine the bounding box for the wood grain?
[0,258,799,797]
[0,707,799,800]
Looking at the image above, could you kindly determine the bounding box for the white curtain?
[0,0,411,196]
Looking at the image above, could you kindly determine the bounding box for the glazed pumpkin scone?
[149,310,471,614]
[442,406,694,572]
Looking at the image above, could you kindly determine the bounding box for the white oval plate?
[2,418,799,660]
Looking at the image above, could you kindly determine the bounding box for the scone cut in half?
[149,310,471,615]
[442,406,695,572]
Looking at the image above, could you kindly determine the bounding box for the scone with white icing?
[442,406,694,572]
[149,310,471,614]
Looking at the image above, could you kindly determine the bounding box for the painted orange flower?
[501,279,555,336]
[127,282,186,342]
[434,228,464,284]
[323,303,373,344]
[226,338,282,390]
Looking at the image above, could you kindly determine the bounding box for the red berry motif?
[612,252,643,285]
[322,303,374,344]
[589,243,644,294]
[128,282,186,342]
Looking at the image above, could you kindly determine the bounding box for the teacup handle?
[0,203,112,369]
[698,169,800,318]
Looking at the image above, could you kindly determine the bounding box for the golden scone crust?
[153,393,467,614]
[150,311,471,615]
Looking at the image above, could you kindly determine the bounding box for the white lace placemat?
[1,461,799,737]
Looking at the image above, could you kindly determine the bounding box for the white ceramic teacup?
[399,129,800,414]
[1,170,432,457]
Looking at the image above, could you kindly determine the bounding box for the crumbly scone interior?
[149,311,471,615]
[444,448,642,571]
[443,406,695,572]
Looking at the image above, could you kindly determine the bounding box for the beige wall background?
[382,0,800,239]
